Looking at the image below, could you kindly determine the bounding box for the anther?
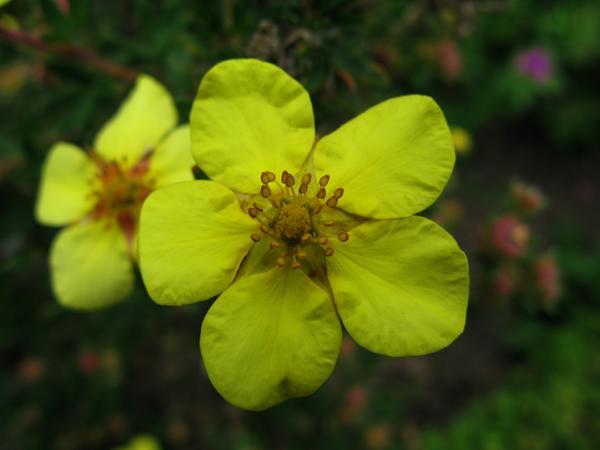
[261,185,271,198]
[285,174,296,187]
[261,171,275,184]
[319,175,330,186]
[338,231,349,242]
[281,170,290,184]
[302,173,312,185]
[248,207,258,218]
[317,188,326,199]
[326,197,338,208]
[318,236,328,245]
[313,204,324,215]
[250,233,261,242]
[334,188,344,199]
[276,256,286,267]
[253,202,264,212]
[260,224,269,233]
[291,261,301,270]
[270,241,281,249]
[296,251,307,259]
[298,183,308,194]
[301,233,312,243]
[323,220,335,227]
[324,247,335,257]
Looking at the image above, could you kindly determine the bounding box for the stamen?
[334,188,344,199]
[301,233,312,243]
[281,170,290,184]
[261,185,271,198]
[253,202,264,212]
[338,231,349,242]
[324,248,335,257]
[260,224,269,233]
[302,173,312,185]
[319,175,330,186]
[261,171,275,184]
[276,255,286,267]
[250,233,261,242]
[284,174,295,187]
[270,241,281,249]
[248,207,258,218]
[317,188,326,199]
[298,183,308,194]
[296,251,307,259]
[318,236,328,245]
[291,258,301,269]
[326,197,338,208]
[323,220,335,227]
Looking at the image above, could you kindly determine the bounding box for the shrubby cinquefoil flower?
[36,75,193,310]
[139,59,469,410]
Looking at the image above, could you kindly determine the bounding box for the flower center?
[275,203,311,243]
[244,169,350,270]
[90,153,154,244]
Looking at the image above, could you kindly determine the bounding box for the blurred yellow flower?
[451,126,472,155]
[139,59,469,410]
[113,434,162,450]
[36,75,193,310]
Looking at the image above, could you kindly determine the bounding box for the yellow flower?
[451,126,472,155]
[36,75,194,310]
[139,59,469,410]
[112,435,162,450]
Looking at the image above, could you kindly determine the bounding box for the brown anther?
[301,233,312,243]
[250,233,261,242]
[324,247,335,257]
[301,173,312,185]
[270,241,281,249]
[285,174,295,187]
[317,188,326,199]
[334,188,344,198]
[253,202,264,212]
[338,231,349,242]
[318,236,328,245]
[323,220,335,227]
[313,204,324,215]
[326,197,338,208]
[248,207,258,217]
[260,224,269,233]
[261,171,275,184]
[298,183,308,194]
[291,261,302,269]
[276,256,286,267]
[281,170,289,184]
[261,185,271,198]
[319,175,330,186]
[296,251,307,259]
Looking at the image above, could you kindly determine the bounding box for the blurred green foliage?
[1,0,600,449]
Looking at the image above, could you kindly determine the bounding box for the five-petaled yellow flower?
[36,75,193,310]
[139,59,469,410]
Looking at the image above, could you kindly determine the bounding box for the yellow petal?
[50,219,134,310]
[314,96,455,218]
[35,142,98,226]
[200,267,341,410]
[94,75,177,167]
[326,216,469,356]
[138,180,257,305]
[149,124,194,187]
[190,59,315,193]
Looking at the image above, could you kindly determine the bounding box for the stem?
[0,26,137,82]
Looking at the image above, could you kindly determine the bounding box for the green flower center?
[244,169,350,270]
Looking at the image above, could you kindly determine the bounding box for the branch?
[0,26,137,82]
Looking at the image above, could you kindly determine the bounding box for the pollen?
[246,169,351,270]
